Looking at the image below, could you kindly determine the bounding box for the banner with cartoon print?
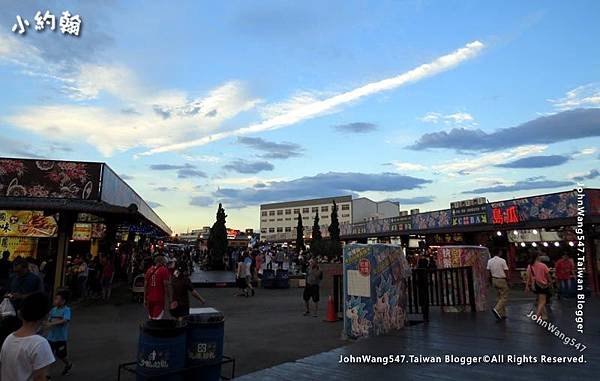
[436,245,490,312]
[343,244,411,339]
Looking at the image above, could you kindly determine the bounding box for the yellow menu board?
[0,237,38,260]
[72,223,92,241]
[0,210,58,237]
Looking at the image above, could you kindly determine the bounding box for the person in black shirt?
[6,257,43,309]
[169,265,205,320]
[0,251,12,288]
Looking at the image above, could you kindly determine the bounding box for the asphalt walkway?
[47,284,343,380]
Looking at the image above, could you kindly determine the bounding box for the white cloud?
[572,147,598,157]
[143,40,486,155]
[419,111,476,125]
[4,81,260,156]
[182,154,221,163]
[549,83,600,111]
[67,63,143,101]
[391,162,427,171]
[1,32,261,157]
[432,145,547,176]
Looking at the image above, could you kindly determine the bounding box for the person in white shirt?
[0,292,55,381]
[486,250,510,320]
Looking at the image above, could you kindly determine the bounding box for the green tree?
[207,203,228,270]
[296,213,305,253]
[328,200,340,241]
[312,211,322,241]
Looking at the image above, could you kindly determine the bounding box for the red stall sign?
[492,205,519,224]
[358,258,371,276]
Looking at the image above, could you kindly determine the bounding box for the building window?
[303,216,308,220]
[277,227,283,232]
[302,208,309,213]
[285,227,291,232]
[269,219,275,222]
[312,207,318,213]
[342,214,350,218]
[277,210,283,215]
[321,206,328,212]
[261,219,267,223]
[342,204,350,211]
[293,208,300,214]
[261,228,267,233]
[322,215,329,219]
[277,218,283,221]
[269,211,275,216]
[285,209,291,215]
[261,211,267,216]
[269,228,275,233]
[285,218,291,221]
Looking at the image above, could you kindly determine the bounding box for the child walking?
[46,291,73,376]
[0,292,55,381]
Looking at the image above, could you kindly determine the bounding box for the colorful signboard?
[91,223,107,239]
[586,189,600,217]
[489,190,578,222]
[389,215,412,231]
[77,213,104,223]
[72,223,92,241]
[411,209,451,230]
[436,246,490,312]
[0,236,38,260]
[429,233,465,245]
[491,205,519,224]
[0,159,101,199]
[451,204,489,226]
[343,244,411,339]
[0,210,58,237]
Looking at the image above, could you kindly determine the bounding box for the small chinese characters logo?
[12,10,82,36]
[358,258,371,276]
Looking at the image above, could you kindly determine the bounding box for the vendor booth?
[343,244,411,339]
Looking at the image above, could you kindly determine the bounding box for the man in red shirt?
[554,254,575,298]
[144,255,171,319]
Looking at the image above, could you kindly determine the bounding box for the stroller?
[131,274,145,303]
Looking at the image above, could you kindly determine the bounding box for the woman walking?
[525,254,552,320]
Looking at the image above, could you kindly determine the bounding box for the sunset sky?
[1,1,599,233]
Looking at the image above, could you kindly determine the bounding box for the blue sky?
[1,0,599,233]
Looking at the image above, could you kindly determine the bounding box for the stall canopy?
[0,158,171,236]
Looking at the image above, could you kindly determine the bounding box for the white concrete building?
[260,195,352,242]
[259,195,400,242]
[352,198,400,222]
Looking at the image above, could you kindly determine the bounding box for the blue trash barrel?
[137,319,187,381]
[275,269,289,289]
[262,269,276,288]
[185,308,225,381]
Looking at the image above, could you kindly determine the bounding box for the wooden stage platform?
[190,270,236,287]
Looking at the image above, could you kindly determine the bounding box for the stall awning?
[0,157,171,236]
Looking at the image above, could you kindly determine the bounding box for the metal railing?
[405,266,476,322]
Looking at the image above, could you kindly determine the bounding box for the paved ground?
[190,269,236,286]
[238,295,600,381]
[45,276,599,380]
[47,283,343,380]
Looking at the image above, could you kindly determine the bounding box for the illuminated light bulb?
[496,231,502,236]
[513,230,519,235]
[520,242,526,247]
[554,242,560,247]
[532,242,537,247]
[543,242,549,247]
[532,229,538,235]
[568,241,575,247]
